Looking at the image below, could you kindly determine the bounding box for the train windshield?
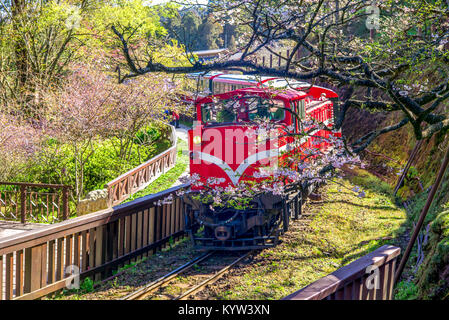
[201,96,286,125]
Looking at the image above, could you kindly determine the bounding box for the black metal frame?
[183,184,305,251]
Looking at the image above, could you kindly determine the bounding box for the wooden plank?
[24,245,43,294]
[125,215,131,255]
[48,240,55,284]
[378,263,388,300]
[14,277,73,301]
[149,207,155,255]
[161,205,167,249]
[170,201,176,237]
[55,238,64,281]
[73,232,81,267]
[142,209,149,257]
[343,281,355,300]
[15,249,24,297]
[112,221,119,260]
[360,275,370,300]
[5,253,13,299]
[65,234,73,269]
[81,231,88,272]
[41,242,48,288]
[353,279,362,300]
[387,259,396,300]
[155,206,161,250]
[95,226,104,281]
[131,213,137,260]
[172,199,179,242]
[178,198,185,230]
[118,217,125,258]
[136,211,143,260]
[165,204,171,248]
[104,223,113,277]
[88,228,96,271]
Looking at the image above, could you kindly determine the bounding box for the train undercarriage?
[183,182,313,251]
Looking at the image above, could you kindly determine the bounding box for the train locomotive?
[182,73,340,250]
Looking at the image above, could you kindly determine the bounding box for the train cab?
[187,87,335,190]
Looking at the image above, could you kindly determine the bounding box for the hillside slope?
[342,104,449,299]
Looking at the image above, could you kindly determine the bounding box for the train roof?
[186,72,338,98]
[196,87,309,104]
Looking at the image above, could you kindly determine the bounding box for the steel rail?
[174,251,253,300]
[121,251,214,300]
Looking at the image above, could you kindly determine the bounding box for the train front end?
[183,88,305,250]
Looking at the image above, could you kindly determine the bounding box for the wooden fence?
[0,183,189,300]
[105,125,178,207]
[0,182,71,224]
[283,245,400,300]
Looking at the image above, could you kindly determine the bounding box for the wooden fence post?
[20,185,26,223]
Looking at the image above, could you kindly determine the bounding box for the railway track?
[121,250,253,300]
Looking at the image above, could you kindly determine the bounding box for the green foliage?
[407,166,419,179]
[79,277,94,293]
[15,124,170,201]
[348,168,393,198]
[92,0,167,38]
[415,209,449,299]
[395,281,418,300]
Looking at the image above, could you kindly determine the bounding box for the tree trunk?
[12,0,28,92]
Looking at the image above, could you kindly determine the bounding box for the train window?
[246,98,285,122]
[201,96,286,126]
[201,103,236,124]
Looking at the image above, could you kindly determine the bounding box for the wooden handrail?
[0,182,71,189]
[0,182,190,300]
[0,182,71,223]
[283,245,401,300]
[104,124,178,207]
[0,183,189,254]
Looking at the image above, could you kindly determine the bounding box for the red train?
[182,73,340,250]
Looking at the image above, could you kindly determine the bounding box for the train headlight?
[193,135,202,144]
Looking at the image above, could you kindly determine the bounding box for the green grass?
[125,138,189,202]
[216,169,407,300]
[395,280,418,300]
